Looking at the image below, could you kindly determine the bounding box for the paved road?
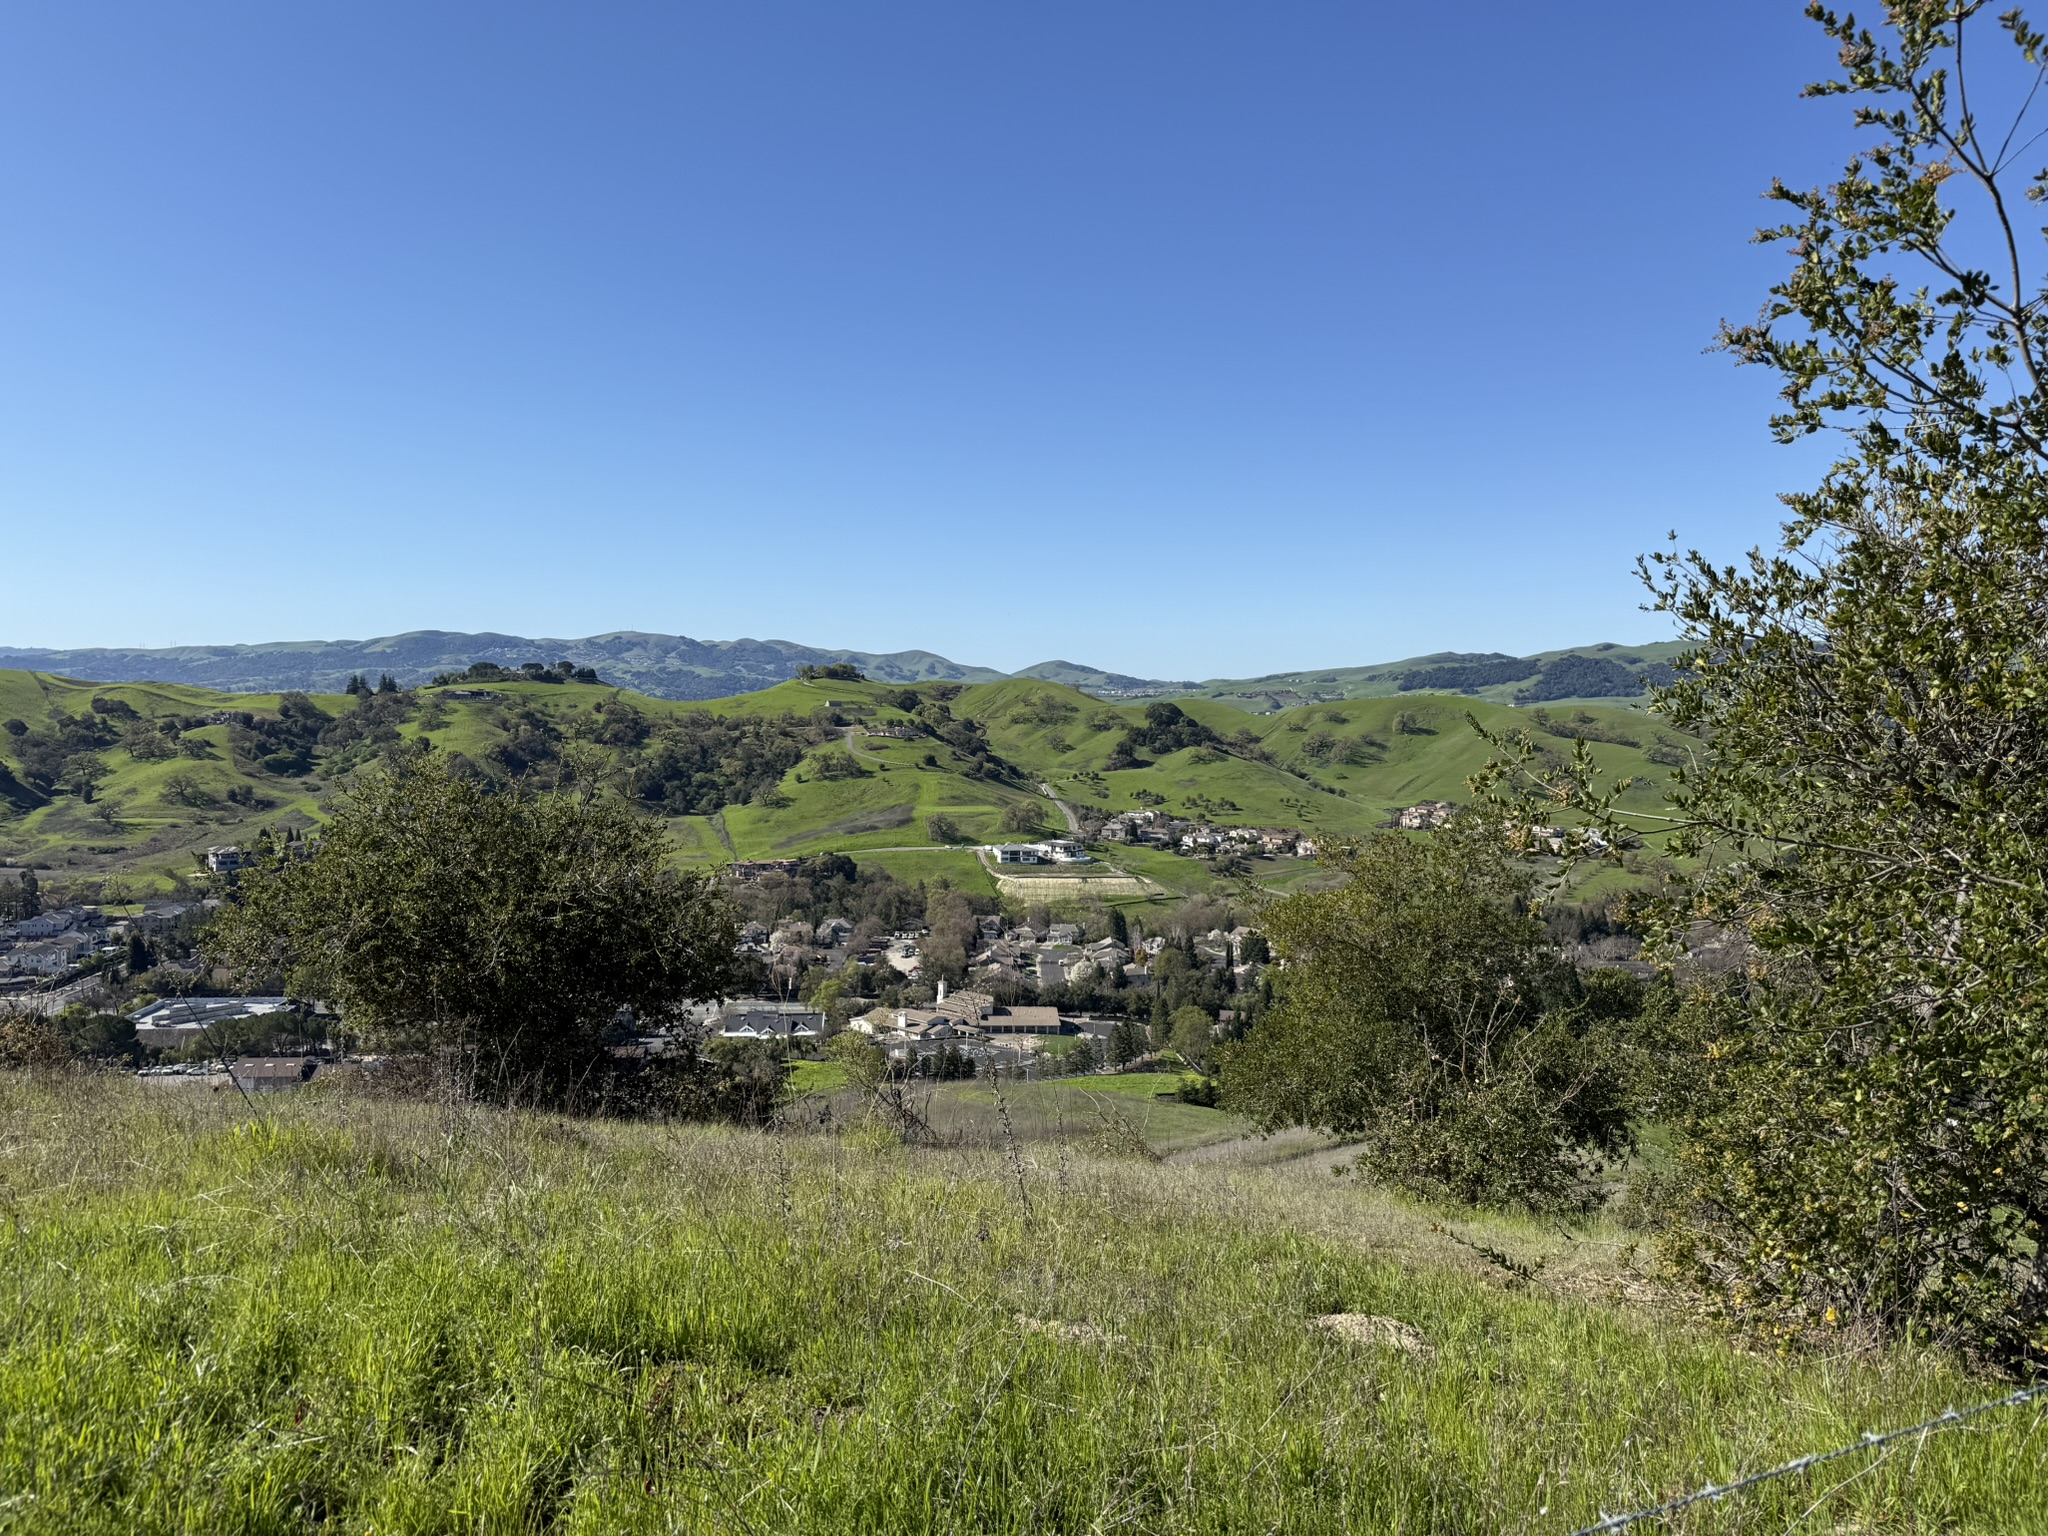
[840,727,891,765]
[0,973,114,1015]
[1037,782,1083,835]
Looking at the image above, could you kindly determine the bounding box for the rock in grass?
[1311,1313,1436,1358]
[1014,1313,1121,1347]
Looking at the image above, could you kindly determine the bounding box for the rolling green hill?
[0,668,1681,904]
[1176,640,1693,712]
[0,631,1691,708]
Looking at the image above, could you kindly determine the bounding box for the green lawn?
[1,1073,2037,1533]
[788,1059,849,1095]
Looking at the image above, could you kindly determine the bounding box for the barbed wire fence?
[1570,1381,2048,1534]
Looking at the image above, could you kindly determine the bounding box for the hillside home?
[851,1008,981,1043]
[717,1010,824,1041]
[1395,801,1457,831]
[726,860,801,882]
[205,846,254,874]
[16,910,77,939]
[9,935,92,975]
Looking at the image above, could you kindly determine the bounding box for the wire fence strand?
[1570,1381,2048,1534]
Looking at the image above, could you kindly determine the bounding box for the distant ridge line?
[0,631,1684,705]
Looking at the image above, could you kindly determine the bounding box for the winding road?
[1037,782,1083,835]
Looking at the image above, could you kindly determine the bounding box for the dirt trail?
[1162,1127,1353,1171]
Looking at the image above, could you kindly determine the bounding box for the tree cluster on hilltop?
[428,660,601,686]
[1104,702,1221,770]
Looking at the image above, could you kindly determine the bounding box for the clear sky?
[2,2,1851,678]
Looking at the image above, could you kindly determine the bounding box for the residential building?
[1036,839,1092,863]
[726,859,802,882]
[716,1010,825,1041]
[8,935,91,975]
[1395,801,1457,831]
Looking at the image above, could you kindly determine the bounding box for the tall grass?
[1,1073,2041,1533]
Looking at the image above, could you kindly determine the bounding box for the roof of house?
[718,1010,824,1036]
[985,1005,1064,1032]
[935,988,994,1021]
[232,1057,316,1081]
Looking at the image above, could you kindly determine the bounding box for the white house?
[16,910,76,939]
[9,934,91,975]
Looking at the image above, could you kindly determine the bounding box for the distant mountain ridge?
[0,631,1685,705]
[0,631,1009,701]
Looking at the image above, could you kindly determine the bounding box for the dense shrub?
[1224,830,1639,1213]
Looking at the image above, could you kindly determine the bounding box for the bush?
[0,1018,72,1070]
[1222,830,1637,1214]
[808,750,864,781]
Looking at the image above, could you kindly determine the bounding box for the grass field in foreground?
[3,1074,2041,1534]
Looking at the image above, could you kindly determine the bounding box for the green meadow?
[1,1072,2038,1534]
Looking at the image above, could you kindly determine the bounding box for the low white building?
[130,996,294,1050]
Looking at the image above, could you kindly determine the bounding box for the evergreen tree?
[1109,1017,1145,1066]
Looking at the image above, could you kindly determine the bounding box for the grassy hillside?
[3,1074,2036,1533]
[1182,640,1693,712]
[0,669,1681,903]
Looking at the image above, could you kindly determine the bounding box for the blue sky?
[2,2,1847,678]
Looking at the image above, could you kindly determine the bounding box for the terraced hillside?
[0,669,1683,902]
